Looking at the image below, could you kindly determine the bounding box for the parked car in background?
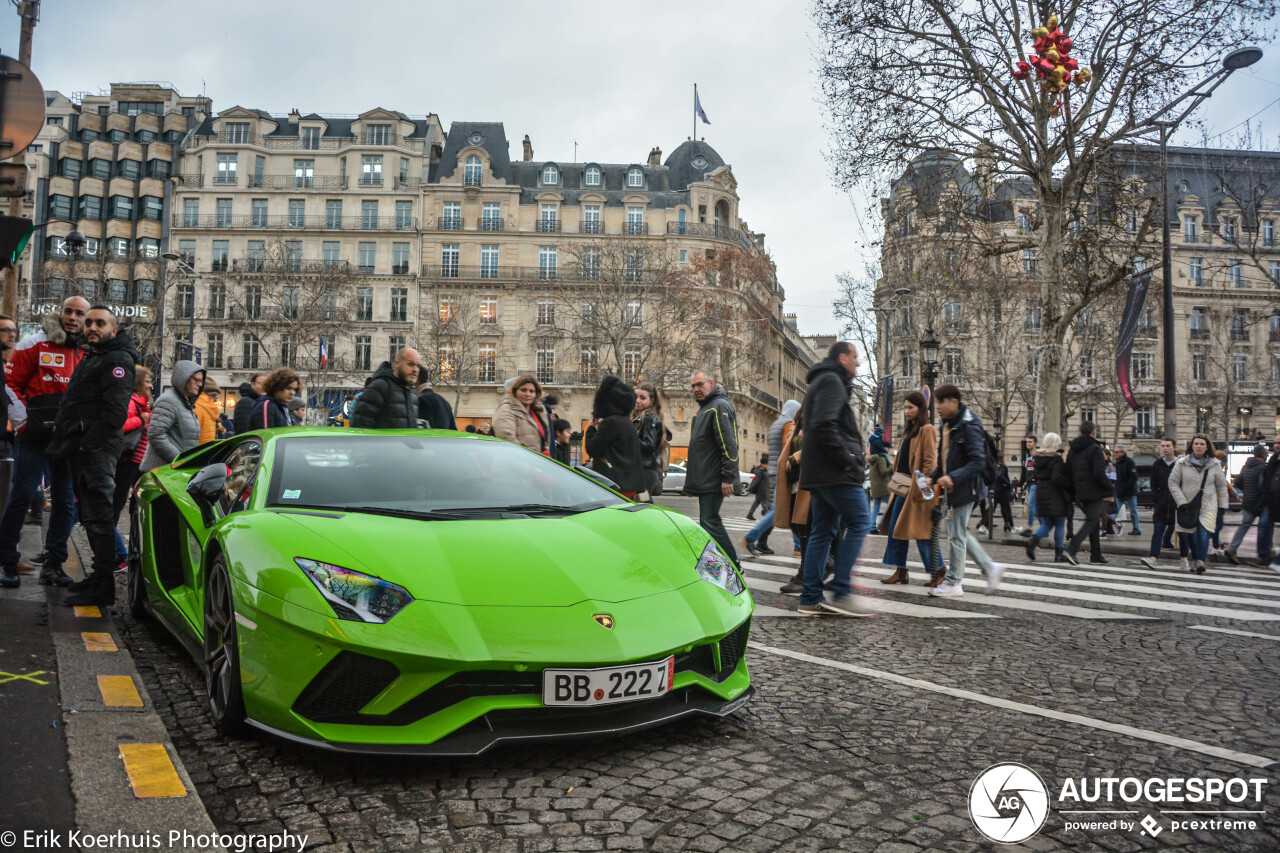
[662,464,754,496]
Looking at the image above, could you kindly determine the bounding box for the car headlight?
[696,541,745,595]
[294,558,413,623]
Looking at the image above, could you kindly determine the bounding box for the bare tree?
[813,0,1276,435]
[685,245,778,394]
[417,291,489,413]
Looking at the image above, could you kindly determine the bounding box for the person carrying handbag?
[878,392,940,584]
[1168,434,1229,574]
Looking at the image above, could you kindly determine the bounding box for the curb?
[60,528,228,853]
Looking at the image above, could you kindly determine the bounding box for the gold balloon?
[1047,14,1059,28]
[1033,26,1048,38]
[1047,49,1061,62]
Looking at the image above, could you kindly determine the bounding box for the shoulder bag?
[888,472,912,498]
[1175,467,1211,530]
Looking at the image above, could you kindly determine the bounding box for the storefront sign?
[29,302,151,319]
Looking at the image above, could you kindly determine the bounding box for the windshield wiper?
[290,504,474,520]
[470,502,610,516]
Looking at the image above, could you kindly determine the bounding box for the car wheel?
[126,496,148,621]
[203,554,246,734]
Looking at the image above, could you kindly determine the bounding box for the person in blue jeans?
[795,342,872,616]
[1024,432,1071,563]
[1114,446,1141,534]
[879,392,939,584]
[1251,435,1280,568]
[0,444,76,587]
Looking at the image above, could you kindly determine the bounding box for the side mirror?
[572,463,618,491]
[186,463,229,526]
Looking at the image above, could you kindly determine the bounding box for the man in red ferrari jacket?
[0,297,88,588]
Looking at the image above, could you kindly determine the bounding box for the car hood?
[274,505,708,607]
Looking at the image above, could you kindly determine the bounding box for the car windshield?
[265,435,627,515]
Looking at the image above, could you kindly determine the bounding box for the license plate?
[542,657,674,707]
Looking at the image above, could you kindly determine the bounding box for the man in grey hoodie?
[739,399,800,558]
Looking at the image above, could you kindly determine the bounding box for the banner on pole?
[1114,269,1152,410]
[880,376,895,445]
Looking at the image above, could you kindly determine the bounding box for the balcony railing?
[246,174,348,190]
[192,132,425,153]
[1269,331,1280,343]
[420,264,658,283]
[229,258,352,274]
[174,173,203,187]
[580,221,601,234]
[666,220,751,249]
[439,217,463,231]
[221,356,352,372]
[1182,233,1202,243]
[624,222,649,235]
[1190,328,1210,340]
[480,217,503,232]
[538,220,560,233]
[422,263,519,280]
[173,214,417,231]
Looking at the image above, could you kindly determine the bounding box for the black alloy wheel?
[126,497,148,620]
[203,554,246,734]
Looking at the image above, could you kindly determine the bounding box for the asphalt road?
[16,496,1280,852]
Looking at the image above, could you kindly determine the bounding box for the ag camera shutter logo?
[969,763,1050,843]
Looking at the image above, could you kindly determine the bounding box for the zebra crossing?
[731,534,1280,624]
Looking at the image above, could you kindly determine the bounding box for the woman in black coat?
[632,382,666,498]
[250,368,298,430]
[584,375,645,497]
[1025,432,1073,563]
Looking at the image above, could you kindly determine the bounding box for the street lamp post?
[871,286,912,434]
[919,326,940,421]
[1145,46,1263,444]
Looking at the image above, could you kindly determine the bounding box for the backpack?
[980,431,999,487]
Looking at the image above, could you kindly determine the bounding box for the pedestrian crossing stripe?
[1189,625,1280,641]
[741,574,997,619]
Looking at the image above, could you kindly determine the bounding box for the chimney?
[648,146,662,166]
[974,141,996,198]
[522,135,533,161]
[289,108,301,119]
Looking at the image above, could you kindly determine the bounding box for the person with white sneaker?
[926,385,1003,598]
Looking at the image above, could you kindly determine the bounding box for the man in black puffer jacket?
[232,373,265,435]
[1064,421,1111,566]
[353,349,421,429]
[584,375,644,496]
[797,342,870,617]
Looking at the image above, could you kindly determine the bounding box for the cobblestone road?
[110,496,1280,852]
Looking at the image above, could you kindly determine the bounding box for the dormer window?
[366,124,392,145]
[584,165,601,186]
[627,167,644,188]
[464,156,482,187]
[301,127,321,150]
[542,164,559,185]
[224,122,251,144]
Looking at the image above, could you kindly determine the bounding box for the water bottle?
[915,469,935,500]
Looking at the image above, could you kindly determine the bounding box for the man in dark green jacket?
[686,369,739,564]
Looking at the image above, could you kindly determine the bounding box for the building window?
[147,158,171,179]
[323,241,341,267]
[360,156,382,186]
[943,347,963,377]
[1190,257,1203,286]
[176,284,194,319]
[583,205,601,234]
[625,299,643,327]
[626,167,644,188]
[301,127,321,150]
[109,196,134,221]
[88,158,110,180]
[48,194,72,220]
[136,237,160,259]
[626,207,645,235]
[213,197,231,228]
[482,202,501,230]
[293,159,314,188]
[1270,261,1280,286]
[390,288,408,322]
[211,240,229,272]
[277,334,296,368]
[1024,299,1041,334]
[392,242,409,275]
[480,244,499,278]
[399,158,409,185]
[1271,312,1280,342]
[46,115,62,126]
[1079,353,1095,381]
[442,201,461,230]
[1273,356,1280,384]
[1184,217,1198,242]
[436,345,456,380]
[77,194,102,221]
[584,165,601,186]
[58,158,82,179]
[1264,219,1276,247]
[325,199,342,229]
[358,242,376,274]
[441,244,459,277]
[582,247,601,280]
[537,298,555,326]
[356,287,373,321]
[206,333,223,369]
[117,159,141,180]
[1017,213,1031,235]
[540,204,558,233]
[625,249,644,282]
[1190,306,1208,338]
[1192,354,1207,380]
[178,239,195,264]
[395,200,413,230]
[242,335,260,370]
[1232,354,1249,381]
[943,296,962,325]
[480,295,497,325]
[244,284,262,319]
[215,153,237,184]
[898,351,916,378]
[135,279,156,303]
[182,198,199,227]
[464,156,482,186]
[1021,249,1038,273]
[478,344,496,382]
[353,335,371,371]
[580,349,599,384]
[365,124,391,145]
[1230,259,1245,287]
[208,284,225,319]
[1124,210,1138,232]
[136,194,162,223]
[281,285,300,319]
[541,164,558,185]
[1223,217,1236,242]
[536,348,555,384]
[1132,351,1153,380]
[623,350,641,381]
[107,237,130,258]
[224,122,251,143]
[361,199,379,229]
[388,335,405,362]
[1135,406,1154,437]
[539,246,557,279]
[245,240,266,272]
[1230,312,1249,341]
[438,295,458,323]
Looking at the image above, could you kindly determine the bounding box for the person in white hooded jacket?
[1168,433,1229,574]
[140,360,205,472]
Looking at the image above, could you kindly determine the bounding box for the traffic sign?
[0,55,44,161]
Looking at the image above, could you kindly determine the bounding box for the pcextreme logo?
[968,763,1051,844]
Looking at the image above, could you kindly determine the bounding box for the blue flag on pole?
[695,90,710,125]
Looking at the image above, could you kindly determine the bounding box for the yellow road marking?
[82,632,117,652]
[118,743,186,798]
[97,675,142,707]
[0,670,49,685]
[73,605,101,618]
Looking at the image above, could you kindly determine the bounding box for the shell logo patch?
[39,352,64,367]
[593,614,614,630]
[112,367,126,378]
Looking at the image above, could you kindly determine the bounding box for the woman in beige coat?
[493,375,553,455]
[1168,433,1229,574]
[772,408,812,595]
[878,392,939,584]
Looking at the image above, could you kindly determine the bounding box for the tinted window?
[218,440,263,515]
[266,436,624,513]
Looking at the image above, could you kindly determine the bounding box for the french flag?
[319,338,328,368]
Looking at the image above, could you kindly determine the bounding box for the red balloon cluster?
[1011,15,1091,105]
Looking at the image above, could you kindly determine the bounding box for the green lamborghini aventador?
[129,428,755,755]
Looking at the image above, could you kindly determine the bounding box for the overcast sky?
[15,0,1280,335]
